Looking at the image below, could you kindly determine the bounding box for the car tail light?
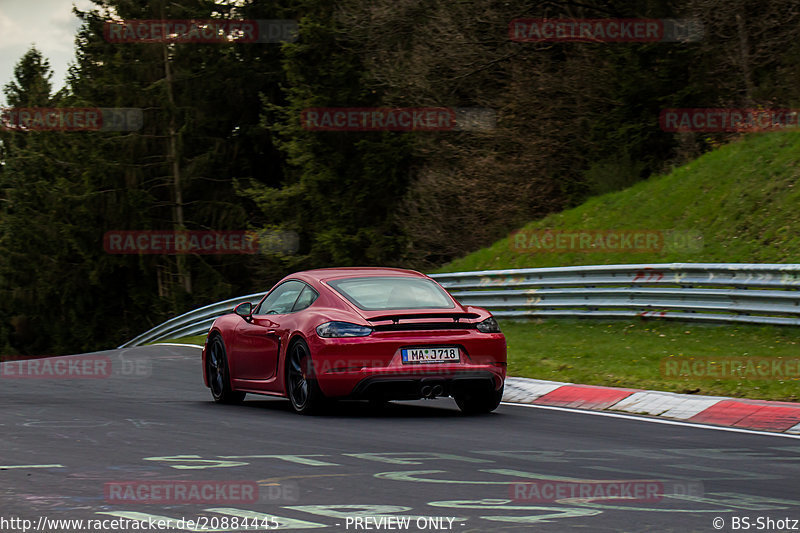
[476,317,501,333]
[316,321,373,338]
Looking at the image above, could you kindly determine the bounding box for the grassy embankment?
[438,132,800,401]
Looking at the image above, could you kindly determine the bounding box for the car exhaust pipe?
[420,384,444,399]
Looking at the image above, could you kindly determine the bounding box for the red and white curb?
[502,377,800,435]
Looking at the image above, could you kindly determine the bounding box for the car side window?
[291,285,318,312]
[255,280,305,315]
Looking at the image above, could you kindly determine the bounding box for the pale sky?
[0,0,95,103]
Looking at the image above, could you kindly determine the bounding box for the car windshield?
[328,276,455,311]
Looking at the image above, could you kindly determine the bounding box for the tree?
[242,0,415,268]
[0,0,294,354]
[3,47,53,107]
[0,48,81,353]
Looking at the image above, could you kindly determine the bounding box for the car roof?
[293,267,427,283]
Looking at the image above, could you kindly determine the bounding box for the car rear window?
[328,276,455,311]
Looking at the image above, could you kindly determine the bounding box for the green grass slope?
[439,132,800,272]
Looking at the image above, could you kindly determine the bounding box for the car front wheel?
[207,335,246,404]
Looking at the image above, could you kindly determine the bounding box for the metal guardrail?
[120,263,800,347]
[433,263,800,326]
[118,292,268,348]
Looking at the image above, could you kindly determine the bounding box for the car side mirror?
[233,302,253,318]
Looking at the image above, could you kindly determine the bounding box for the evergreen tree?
[242,0,414,268]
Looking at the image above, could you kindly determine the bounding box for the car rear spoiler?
[366,312,481,323]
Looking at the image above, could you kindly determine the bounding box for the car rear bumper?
[349,372,499,401]
[306,329,506,399]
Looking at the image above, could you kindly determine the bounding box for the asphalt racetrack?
[1,345,799,533]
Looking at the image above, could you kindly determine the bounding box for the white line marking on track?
[0,464,64,469]
[500,402,800,440]
[152,343,203,348]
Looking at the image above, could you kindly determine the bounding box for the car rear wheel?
[286,339,325,415]
[207,335,246,404]
[455,385,503,415]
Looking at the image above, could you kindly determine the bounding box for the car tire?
[207,334,246,404]
[286,339,326,415]
[455,385,503,415]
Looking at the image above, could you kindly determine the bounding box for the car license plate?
[401,347,460,364]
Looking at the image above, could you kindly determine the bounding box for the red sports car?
[202,267,506,414]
